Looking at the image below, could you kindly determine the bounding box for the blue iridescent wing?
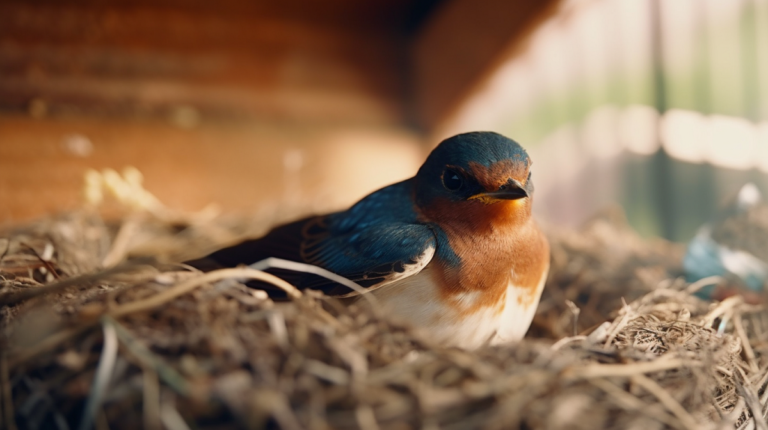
[187,180,437,296]
[299,220,436,295]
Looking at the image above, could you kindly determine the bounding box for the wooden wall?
[0,0,448,124]
[0,0,558,223]
[0,116,423,222]
[0,0,434,223]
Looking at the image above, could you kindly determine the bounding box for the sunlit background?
[2,0,768,242]
[442,0,768,241]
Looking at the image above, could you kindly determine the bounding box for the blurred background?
[1,0,767,242]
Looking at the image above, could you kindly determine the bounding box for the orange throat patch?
[428,214,550,317]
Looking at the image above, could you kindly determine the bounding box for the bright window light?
[661,109,707,164]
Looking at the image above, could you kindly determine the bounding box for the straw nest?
[1,208,767,430]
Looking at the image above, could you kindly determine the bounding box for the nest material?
[1,209,767,430]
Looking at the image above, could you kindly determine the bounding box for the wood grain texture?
[0,0,561,222]
[0,0,439,126]
[0,115,424,223]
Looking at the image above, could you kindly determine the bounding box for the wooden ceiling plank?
[411,0,560,131]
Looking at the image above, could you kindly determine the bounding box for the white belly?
[366,263,549,349]
[491,262,549,345]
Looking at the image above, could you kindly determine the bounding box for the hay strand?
[2,209,766,430]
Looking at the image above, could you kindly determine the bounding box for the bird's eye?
[442,168,464,191]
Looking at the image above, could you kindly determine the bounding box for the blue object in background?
[683,183,768,299]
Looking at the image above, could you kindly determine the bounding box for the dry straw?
[1,207,766,430]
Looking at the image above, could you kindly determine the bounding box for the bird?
[186,132,550,349]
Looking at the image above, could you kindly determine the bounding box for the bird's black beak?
[469,179,528,203]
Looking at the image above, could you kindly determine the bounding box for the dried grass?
[1,207,766,430]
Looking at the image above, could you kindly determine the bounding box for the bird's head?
[414,132,535,229]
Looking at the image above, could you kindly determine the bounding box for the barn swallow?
[186,132,550,349]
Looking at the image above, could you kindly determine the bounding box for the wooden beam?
[0,1,413,126]
[0,116,425,223]
[411,0,560,131]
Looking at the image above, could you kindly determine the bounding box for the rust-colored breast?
[424,197,550,316]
